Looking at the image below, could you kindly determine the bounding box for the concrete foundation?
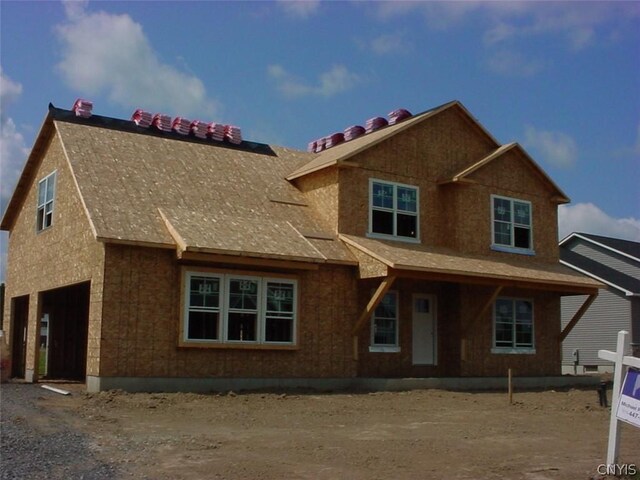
[86,375,602,393]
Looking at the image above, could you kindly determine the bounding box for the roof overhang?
[438,142,570,204]
[1,111,54,230]
[340,234,602,295]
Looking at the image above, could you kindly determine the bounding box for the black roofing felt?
[560,248,640,294]
[48,103,277,157]
[576,233,640,260]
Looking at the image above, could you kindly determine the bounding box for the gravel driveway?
[0,383,119,480]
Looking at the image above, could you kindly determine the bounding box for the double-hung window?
[493,298,534,353]
[37,171,56,231]
[370,291,399,352]
[183,271,297,346]
[369,179,419,241]
[491,195,533,254]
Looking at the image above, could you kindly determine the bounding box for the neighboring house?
[560,233,640,374]
[1,100,600,392]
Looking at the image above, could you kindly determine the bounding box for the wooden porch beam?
[461,285,503,362]
[352,275,397,360]
[463,285,503,337]
[559,293,597,342]
[352,275,397,336]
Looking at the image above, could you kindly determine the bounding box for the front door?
[412,294,436,365]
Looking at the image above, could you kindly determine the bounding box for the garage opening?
[11,295,29,378]
[39,282,90,380]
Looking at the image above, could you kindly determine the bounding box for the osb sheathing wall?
[335,107,561,262]
[356,278,462,378]
[294,168,340,233]
[459,286,562,377]
[99,244,358,379]
[355,279,561,378]
[3,130,105,378]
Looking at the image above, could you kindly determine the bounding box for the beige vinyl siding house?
[1,101,600,392]
[560,233,640,374]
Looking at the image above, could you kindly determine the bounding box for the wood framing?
[0,100,603,392]
[352,275,397,360]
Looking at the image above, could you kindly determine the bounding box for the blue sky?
[1,0,639,280]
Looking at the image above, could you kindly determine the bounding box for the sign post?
[598,330,640,467]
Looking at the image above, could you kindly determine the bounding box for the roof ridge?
[48,103,279,157]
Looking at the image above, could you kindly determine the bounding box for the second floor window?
[370,179,419,240]
[492,195,532,252]
[37,171,56,232]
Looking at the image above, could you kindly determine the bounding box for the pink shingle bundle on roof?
[344,125,365,141]
[224,125,242,145]
[315,137,327,153]
[307,140,317,153]
[131,109,153,128]
[72,99,93,118]
[190,120,208,139]
[152,114,172,132]
[365,116,388,133]
[207,122,225,141]
[325,132,344,148]
[172,117,191,136]
[388,108,412,125]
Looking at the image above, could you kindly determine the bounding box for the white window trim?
[183,271,224,343]
[224,275,262,344]
[183,271,298,346]
[262,277,298,346]
[492,297,535,354]
[368,178,420,243]
[369,290,400,352]
[36,171,57,232]
[490,195,535,255]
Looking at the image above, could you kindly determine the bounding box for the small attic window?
[37,171,56,232]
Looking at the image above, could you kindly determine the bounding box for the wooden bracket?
[559,293,597,342]
[352,275,397,360]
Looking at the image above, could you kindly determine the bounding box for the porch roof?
[339,234,602,295]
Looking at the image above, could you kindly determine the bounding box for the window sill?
[179,341,298,350]
[491,347,536,355]
[367,232,420,244]
[491,245,535,256]
[369,346,401,353]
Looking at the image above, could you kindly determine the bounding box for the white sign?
[598,330,640,466]
[617,368,640,428]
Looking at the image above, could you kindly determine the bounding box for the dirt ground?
[20,383,640,479]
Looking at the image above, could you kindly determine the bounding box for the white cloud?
[0,68,30,216]
[487,50,544,77]
[278,0,320,19]
[369,32,411,55]
[55,4,218,117]
[268,64,361,99]
[0,67,23,106]
[559,203,640,242]
[524,125,577,169]
[0,68,31,283]
[375,1,639,51]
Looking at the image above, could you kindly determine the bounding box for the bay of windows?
[184,272,296,345]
